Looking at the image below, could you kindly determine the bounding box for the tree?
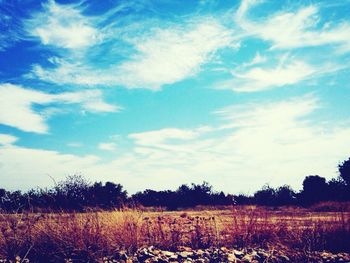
[234,194,253,205]
[339,157,350,186]
[55,174,91,210]
[176,182,213,208]
[253,185,276,206]
[132,189,177,209]
[327,177,347,201]
[275,185,296,206]
[90,181,127,209]
[300,175,328,206]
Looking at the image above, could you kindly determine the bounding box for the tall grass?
[0,207,349,261]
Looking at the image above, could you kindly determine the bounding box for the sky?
[1,0,350,194]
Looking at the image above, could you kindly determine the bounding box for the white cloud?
[0,134,18,145]
[98,142,117,151]
[54,89,118,113]
[67,142,82,148]
[236,1,350,51]
[220,55,317,92]
[129,128,199,146]
[2,0,350,193]
[215,95,318,128]
[1,95,350,193]
[121,95,350,192]
[0,2,23,51]
[0,84,51,133]
[0,83,118,133]
[242,52,266,67]
[29,19,233,89]
[29,61,112,87]
[209,97,350,189]
[117,20,233,89]
[236,0,258,23]
[27,0,99,49]
[0,144,101,190]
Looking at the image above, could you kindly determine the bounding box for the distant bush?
[132,182,234,210]
[0,175,127,212]
[1,157,350,211]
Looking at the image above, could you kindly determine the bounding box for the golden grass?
[0,206,349,261]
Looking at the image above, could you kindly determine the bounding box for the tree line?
[1,157,350,212]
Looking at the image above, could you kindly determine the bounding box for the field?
[0,205,350,262]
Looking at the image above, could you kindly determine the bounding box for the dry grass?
[0,206,350,261]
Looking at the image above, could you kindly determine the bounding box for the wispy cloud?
[0,1,24,51]
[30,0,348,94]
[0,134,18,145]
[23,0,235,89]
[218,50,346,93]
[227,57,316,92]
[242,52,266,68]
[215,52,317,92]
[28,19,234,90]
[67,142,83,148]
[1,95,350,192]
[0,83,119,133]
[122,95,350,191]
[98,142,117,151]
[236,1,350,51]
[54,89,119,113]
[116,20,233,90]
[26,0,100,49]
[129,128,200,146]
[215,95,318,128]
[29,60,111,86]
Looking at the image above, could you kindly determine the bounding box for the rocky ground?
[2,246,350,262]
[103,246,350,263]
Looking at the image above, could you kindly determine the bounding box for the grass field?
[0,205,350,261]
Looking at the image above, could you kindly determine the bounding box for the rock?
[169,255,178,261]
[178,251,194,258]
[234,249,245,258]
[138,248,156,261]
[250,250,260,259]
[241,254,254,262]
[227,253,237,262]
[9,245,350,263]
[220,247,229,253]
[162,251,176,257]
[152,249,162,256]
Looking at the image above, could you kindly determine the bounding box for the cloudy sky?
[1,0,350,194]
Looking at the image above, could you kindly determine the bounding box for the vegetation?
[0,158,349,261]
[0,207,349,261]
[0,175,127,212]
[1,158,350,212]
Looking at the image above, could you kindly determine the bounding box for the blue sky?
[1,0,350,194]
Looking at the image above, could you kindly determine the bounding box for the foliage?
[1,157,350,211]
[339,158,350,186]
[0,175,127,212]
[132,182,233,210]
